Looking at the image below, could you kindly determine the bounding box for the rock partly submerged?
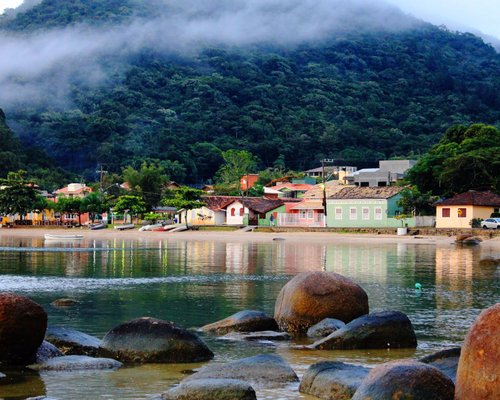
[299,361,371,400]
[29,355,122,371]
[160,378,257,400]
[309,311,417,350]
[352,360,454,400]
[45,326,101,357]
[274,271,369,336]
[35,340,63,363]
[201,310,278,335]
[184,354,298,389]
[100,317,214,363]
[307,318,346,338]
[420,347,461,383]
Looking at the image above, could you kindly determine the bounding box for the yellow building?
[435,191,500,229]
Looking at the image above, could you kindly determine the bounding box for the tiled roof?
[54,185,92,195]
[272,183,313,191]
[328,186,403,199]
[202,196,239,211]
[223,197,284,213]
[304,181,348,199]
[437,191,500,207]
[239,198,284,213]
[290,201,324,210]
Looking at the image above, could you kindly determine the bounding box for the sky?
[1,0,499,39]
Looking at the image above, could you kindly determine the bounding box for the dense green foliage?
[162,186,205,227]
[1,1,500,185]
[407,124,500,196]
[0,170,41,218]
[122,162,168,210]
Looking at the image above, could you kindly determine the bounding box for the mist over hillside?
[0,0,499,183]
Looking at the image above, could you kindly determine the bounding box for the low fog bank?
[0,0,422,108]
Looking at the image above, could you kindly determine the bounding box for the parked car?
[482,218,500,229]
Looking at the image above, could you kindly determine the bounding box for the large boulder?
[310,311,417,350]
[185,354,298,389]
[307,318,346,338]
[274,272,368,335]
[352,360,454,400]
[420,347,461,383]
[201,310,278,335]
[161,378,257,400]
[299,361,370,400]
[0,293,47,365]
[29,355,122,371]
[100,317,213,363]
[45,326,101,356]
[455,303,500,400]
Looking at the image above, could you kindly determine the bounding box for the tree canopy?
[407,124,500,196]
[0,170,40,218]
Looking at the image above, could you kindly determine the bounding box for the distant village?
[1,158,499,232]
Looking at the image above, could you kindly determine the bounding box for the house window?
[307,210,313,219]
[350,207,357,220]
[335,207,342,220]
[362,207,370,220]
[231,208,235,216]
[299,210,307,219]
[442,208,450,218]
[375,207,382,220]
[239,208,244,216]
[458,208,467,218]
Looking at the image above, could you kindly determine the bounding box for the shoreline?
[2,226,500,249]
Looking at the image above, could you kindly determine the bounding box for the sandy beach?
[2,226,500,250]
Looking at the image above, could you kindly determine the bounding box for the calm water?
[0,235,498,399]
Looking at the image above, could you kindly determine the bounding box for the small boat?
[44,234,83,240]
[89,223,106,230]
[138,223,163,232]
[114,224,135,230]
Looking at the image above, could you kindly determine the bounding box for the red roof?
[225,197,284,214]
[202,196,239,211]
[437,191,500,207]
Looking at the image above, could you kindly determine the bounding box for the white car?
[482,218,500,229]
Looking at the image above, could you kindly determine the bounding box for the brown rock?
[352,360,454,400]
[274,272,368,335]
[0,293,47,365]
[455,303,500,400]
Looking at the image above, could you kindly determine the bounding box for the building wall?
[185,206,225,225]
[258,205,286,226]
[436,205,494,228]
[226,201,247,225]
[325,195,411,228]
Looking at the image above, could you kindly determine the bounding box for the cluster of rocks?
[0,271,498,400]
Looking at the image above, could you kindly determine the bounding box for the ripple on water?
[0,274,288,293]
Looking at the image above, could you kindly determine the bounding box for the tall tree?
[112,195,147,221]
[215,150,258,194]
[161,187,205,228]
[81,192,109,222]
[0,170,39,219]
[55,196,84,225]
[122,162,169,210]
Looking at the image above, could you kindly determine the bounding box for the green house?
[326,186,415,228]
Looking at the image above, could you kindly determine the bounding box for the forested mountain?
[1,0,499,184]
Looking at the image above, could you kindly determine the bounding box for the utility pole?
[321,158,335,227]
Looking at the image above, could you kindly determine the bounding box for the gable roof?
[202,196,238,211]
[226,197,284,213]
[437,191,500,207]
[272,183,313,192]
[328,186,403,200]
[303,181,349,199]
